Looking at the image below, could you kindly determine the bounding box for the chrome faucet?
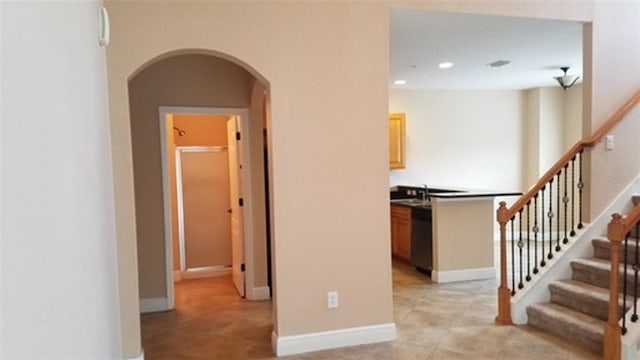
[422,184,430,202]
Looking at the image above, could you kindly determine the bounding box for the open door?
[227,116,246,297]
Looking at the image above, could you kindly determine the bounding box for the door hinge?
[236,132,241,141]
[239,198,244,207]
[241,263,245,272]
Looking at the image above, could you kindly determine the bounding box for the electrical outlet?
[327,291,338,309]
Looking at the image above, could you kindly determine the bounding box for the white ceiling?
[390,10,583,90]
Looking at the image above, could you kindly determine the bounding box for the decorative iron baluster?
[570,156,576,236]
[526,201,531,281]
[556,172,561,252]
[511,217,516,296]
[633,223,640,323]
[623,233,629,335]
[548,178,554,260]
[578,149,584,229]
[518,209,524,289]
[563,165,569,244]
[540,187,546,267]
[533,194,539,274]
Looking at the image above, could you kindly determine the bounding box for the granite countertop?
[390,185,522,208]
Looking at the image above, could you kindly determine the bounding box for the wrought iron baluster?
[556,172,561,252]
[578,149,584,229]
[570,156,576,237]
[548,178,554,260]
[526,202,531,281]
[633,223,640,323]
[623,234,629,335]
[533,194,539,274]
[563,165,569,244]
[518,209,524,289]
[511,217,516,296]
[541,187,546,267]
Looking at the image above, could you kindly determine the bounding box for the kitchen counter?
[390,185,522,283]
[391,185,521,201]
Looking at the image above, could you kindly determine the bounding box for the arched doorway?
[126,51,274,355]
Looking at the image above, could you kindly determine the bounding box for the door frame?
[158,106,253,308]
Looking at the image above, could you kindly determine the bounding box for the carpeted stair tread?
[571,257,639,295]
[549,279,629,321]
[592,237,640,260]
[527,302,604,354]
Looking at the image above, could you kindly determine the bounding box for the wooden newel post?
[604,213,624,360]
[495,201,513,325]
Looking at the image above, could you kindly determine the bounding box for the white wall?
[389,89,525,191]
[0,1,122,358]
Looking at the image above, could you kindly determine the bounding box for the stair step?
[549,279,630,321]
[571,257,640,296]
[592,236,640,260]
[632,194,640,206]
[527,302,604,355]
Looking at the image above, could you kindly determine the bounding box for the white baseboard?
[180,266,231,280]
[272,323,396,356]
[140,297,170,314]
[125,350,144,360]
[431,266,495,283]
[173,270,182,282]
[249,286,271,300]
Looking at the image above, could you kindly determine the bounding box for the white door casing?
[227,116,246,297]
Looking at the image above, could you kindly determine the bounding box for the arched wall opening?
[127,51,273,309]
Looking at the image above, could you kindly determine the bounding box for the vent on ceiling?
[488,60,510,68]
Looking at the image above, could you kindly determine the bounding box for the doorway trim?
[158,106,253,309]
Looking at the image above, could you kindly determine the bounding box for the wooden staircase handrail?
[500,90,640,223]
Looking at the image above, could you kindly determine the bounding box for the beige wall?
[522,86,584,189]
[432,199,494,271]
[563,84,583,151]
[173,114,229,146]
[105,1,640,357]
[170,114,230,271]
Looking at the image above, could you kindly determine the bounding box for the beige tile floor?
[141,263,600,359]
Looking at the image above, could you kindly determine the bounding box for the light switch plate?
[605,135,614,150]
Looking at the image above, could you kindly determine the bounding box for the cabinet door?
[390,205,411,261]
[395,217,412,260]
[389,113,406,169]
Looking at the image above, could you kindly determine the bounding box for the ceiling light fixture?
[394,80,407,85]
[438,62,453,69]
[554,67,580,90]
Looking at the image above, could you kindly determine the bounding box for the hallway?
[141,264,599,359]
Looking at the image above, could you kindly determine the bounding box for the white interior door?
[227,116,245,297]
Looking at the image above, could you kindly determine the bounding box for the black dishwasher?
[411,206,433,274]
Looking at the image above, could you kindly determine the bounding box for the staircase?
[526,197,640,355]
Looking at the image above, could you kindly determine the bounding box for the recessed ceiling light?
[438,62,453,69]
[394,80,407,85]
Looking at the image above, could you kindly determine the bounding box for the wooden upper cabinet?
[389,113,405,169]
